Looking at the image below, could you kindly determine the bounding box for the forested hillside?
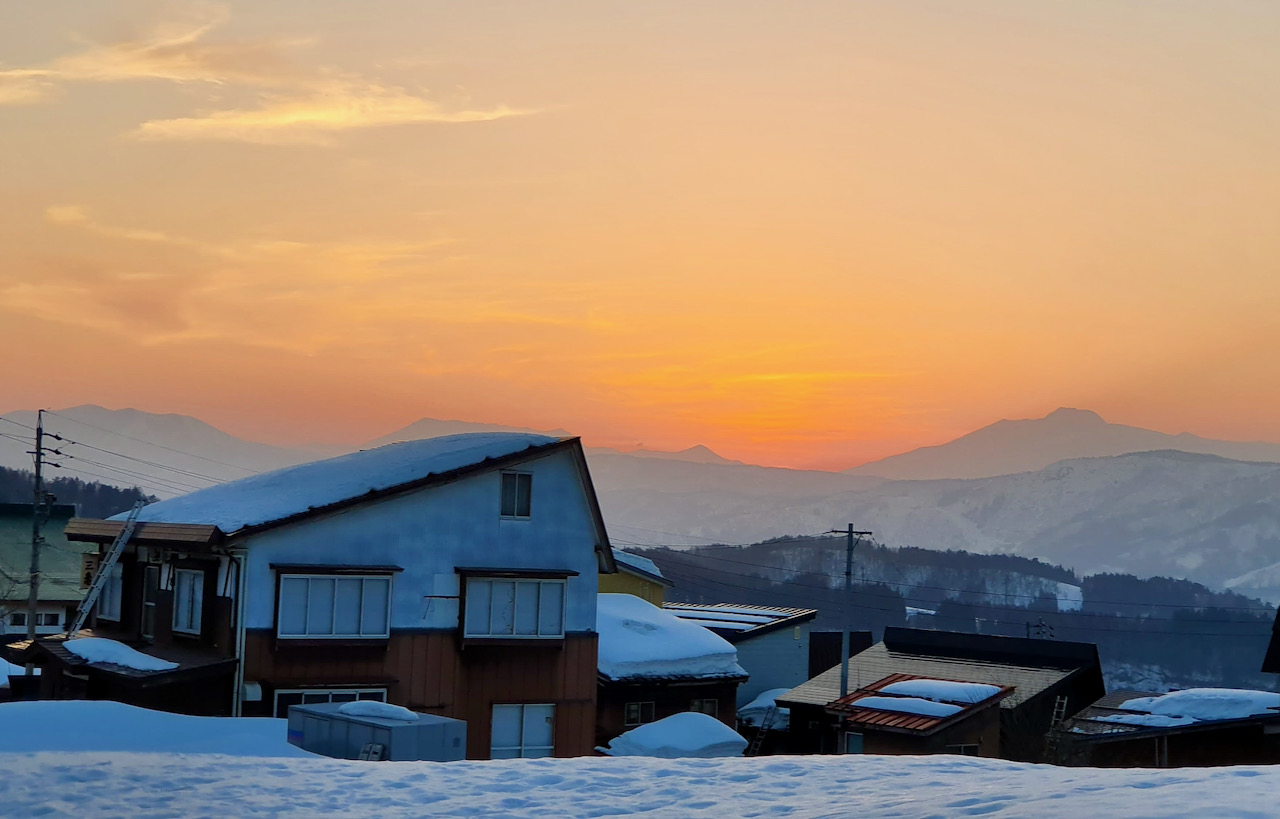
[0,466,154,518]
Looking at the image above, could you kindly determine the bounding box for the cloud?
[131,83,531,144]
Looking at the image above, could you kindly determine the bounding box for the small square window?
[689,698,718,718]
[500,472,532,518]
[624,701,656,727]
[9,612,27,627]
[37,612,60,626]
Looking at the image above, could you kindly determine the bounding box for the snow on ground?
[738,688,791,730]
[596,594,746,681]
[63,637,179,672]
[600,712,747,758]
[853,696,962,718]
[1120,688,1280,722]
[116,433,556,533]
[3,752,1280,817]
[878,679,1000,704]
[0,701,312,757]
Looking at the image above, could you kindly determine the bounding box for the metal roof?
[780,642,1075,709]
[827,672,1013,735]
[661,602,817,643]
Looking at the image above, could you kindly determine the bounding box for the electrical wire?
[45,409,261,475]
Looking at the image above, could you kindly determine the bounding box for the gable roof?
[63,434,616,571]
[596,594,747,683]
[779,627,1099,710]
[613,551,673,587]
[661,602,817,643]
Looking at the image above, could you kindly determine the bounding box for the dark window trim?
[455,567,578,579]
[273,572,393,641]
[269,564,403,575]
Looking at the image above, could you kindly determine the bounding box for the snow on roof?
[1119,688,1280,723]
[738,688,792,730]
[661,602,816,639]
[63,637,179,672]
[1093,713,1194,729]
[852,696,963,719]
[675,617,755,631]
[600,712,747,758]
[1,657,39,686]
[0,700,311,756]
[613,551,665,581]
[113,433,559,533]
[596,593,747,682]
[336,701,419,721]
[879,679,1002,705]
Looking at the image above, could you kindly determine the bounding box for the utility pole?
[826,525,872,699]
[25,410,45,670]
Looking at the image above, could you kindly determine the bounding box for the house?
[595,593,747,749]
[662,602,817,708]
[779,627,1105,761]
[1,503,84,643]
[1,433,616,759]
[1055,688,1280,767]
[598,551,672,604]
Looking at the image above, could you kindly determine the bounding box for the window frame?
[272,687,388,718]
[461,576,567,640]
[8,611,27,628]
[624,701,656,727]
[140,564,160,640]
[275,573,393,640]
[499,471,533,519]
[97,563,124,622]
[490,703,556,759]
[689,698,719,718]
[172,568,205,636]
[36,612,61,627]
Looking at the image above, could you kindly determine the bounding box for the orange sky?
[3,1,1279,470]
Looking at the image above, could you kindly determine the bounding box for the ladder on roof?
[1043,695,1071,764]
[68,501,145,636]
[1050,695,1070,727]
[745,706,777,757]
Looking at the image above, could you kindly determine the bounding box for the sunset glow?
[3,1,1279,469]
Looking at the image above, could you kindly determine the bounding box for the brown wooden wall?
[596,679,740,748]
[242,630,598,759]
[861,707,1001,757]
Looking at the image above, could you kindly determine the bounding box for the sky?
[2,1,1278,470]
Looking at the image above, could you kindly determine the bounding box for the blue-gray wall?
[734,622,812,708]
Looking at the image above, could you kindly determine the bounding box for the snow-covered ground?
[3,752,1280,817]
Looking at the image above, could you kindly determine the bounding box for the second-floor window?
[464,577,565,639]
[277,575,392,639]
[172,569,204,636]
[500,472,532,518]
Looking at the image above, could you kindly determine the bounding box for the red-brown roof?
[826,672,1014,735]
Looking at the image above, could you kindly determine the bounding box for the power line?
[0,416,37,432]
[58,454,203,495]
[45,409,261,475]
[52,435,225,485]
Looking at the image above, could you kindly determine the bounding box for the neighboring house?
[595,593,747,749]
[1,434,616,760]
[598,551,672,604]
[0,503,83,642]
[1056,688,1280,767]
[780,627,1105,761]
[662,602,817,708]
[1261,608,1280,675]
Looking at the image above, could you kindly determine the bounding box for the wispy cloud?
[1,6,531,143]
[132,83,530,144]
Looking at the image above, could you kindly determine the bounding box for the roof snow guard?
[827,673,1013,736]
[662,602,818,643]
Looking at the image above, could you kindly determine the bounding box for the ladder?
[745,706,777,757]
[68,501,145,636]
[1043,695,1071,763]
[1049,695,1070,727]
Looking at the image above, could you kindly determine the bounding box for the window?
[491,703,555,759]
[97,563,123,622]
[37,612,60,626]
[843,732,864,754]
[624,701,656,727]
[273,688,386,718]
[172,569,204,635]
[277,575,391,639]
[689,698,719,718]
[463,577,565,639]
[8,612,26,627]
[500,472,532,518]
[947,744,980,756]
[141,565,160,639]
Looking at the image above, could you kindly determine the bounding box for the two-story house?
[1,433,616,759]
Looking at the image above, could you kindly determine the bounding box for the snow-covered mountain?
[848,407,1280,480]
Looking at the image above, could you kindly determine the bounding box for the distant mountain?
[0,405,316,499]
[846,407,1280,480]
[592,444,743,466]
[365,418,572,448]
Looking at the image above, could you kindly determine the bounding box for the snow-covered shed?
[1058,687,1280,767]
[595,594,747,748]
[662,602,816,708]
[779,627,1104,761]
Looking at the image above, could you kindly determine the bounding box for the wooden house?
[779,627,1105,761]
[1,433,617,759]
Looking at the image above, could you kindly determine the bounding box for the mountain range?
[4,404,1280,599]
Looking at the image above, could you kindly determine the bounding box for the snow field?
[2,752,1280,817]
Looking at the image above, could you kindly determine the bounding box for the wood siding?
[596,679,741,748]
[597,572,665,605]
[242,630,598,759]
